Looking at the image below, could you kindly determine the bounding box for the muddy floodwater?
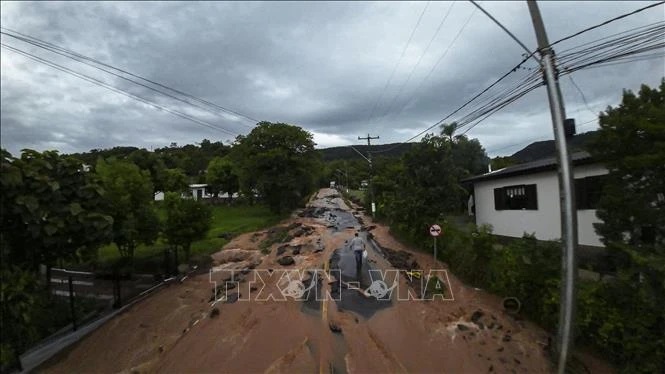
[40,189,613,374]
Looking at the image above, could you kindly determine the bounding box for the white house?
[189,184,208,200]
[463,152,608,247]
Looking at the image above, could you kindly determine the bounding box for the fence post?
[68,275,77,331]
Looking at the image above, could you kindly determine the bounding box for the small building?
[189,184,208,200]
[462,152,607,247]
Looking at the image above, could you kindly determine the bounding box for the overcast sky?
[1,1,663,157]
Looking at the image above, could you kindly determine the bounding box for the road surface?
[41,188,561,373]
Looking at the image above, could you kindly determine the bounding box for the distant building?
[189,184,208,200]
[154,185,239,201]
[462,152,608,247]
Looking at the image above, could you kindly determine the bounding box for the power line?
[0,27,260,126]
[549,1,665,48]
[365,1,430,128]
[567,75,598,118]
[377,5,478,127]
[1,43,239,136]
[374,2,456,124]
[1,30,256,130]
[469,1,536,61]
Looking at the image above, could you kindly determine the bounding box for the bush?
[442,223,664,372]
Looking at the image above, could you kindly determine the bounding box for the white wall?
[473,163,608,247]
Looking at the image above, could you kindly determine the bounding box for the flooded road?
[41,188,560,374]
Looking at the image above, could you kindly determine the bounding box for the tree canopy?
[206,156,239,202]
[0,150,113,270]
[230,121,320,213]
[96,157,159,260]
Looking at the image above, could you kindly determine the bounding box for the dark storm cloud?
[1,1,663,156]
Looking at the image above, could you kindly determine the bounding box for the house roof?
[189,184,208,188]
[462,151,596,184]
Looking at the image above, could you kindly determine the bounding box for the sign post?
[429,224,441,261]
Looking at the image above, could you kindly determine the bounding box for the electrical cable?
[0,27,260,125]
[1,43,239,136]
[364,1,431,127]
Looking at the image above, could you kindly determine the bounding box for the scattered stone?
[292,228,305,237]
[139,323,149,328]
[469,332,476,337]
[158,345,164,353]
[292,247,301,255]
[225,293,240,304]
[226,283,237,290]
[502,334,512,342]
[210,308,220,318]
[277,245,288,256]
[471,310,484,323]
[329,321,342,334]
[497,347,504,352]
[250,286,258,292]
[241,268,250,275]
[457,324,469,331]
[488,365,494,372]
[355,317,359,324]
[480,341,486,346]
[488,322,496,329]
[277,256,295,266]
[499,357,508,364]
[513,358,521,365]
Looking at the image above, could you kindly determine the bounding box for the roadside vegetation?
[0,121,319,371]
[359,80,664,373]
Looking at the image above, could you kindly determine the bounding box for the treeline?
[0,121,320,370]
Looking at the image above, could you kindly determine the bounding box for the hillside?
[510,131,599,163]
[318,142,415,161]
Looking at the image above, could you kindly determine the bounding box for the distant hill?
[510,131,599,163]
[318,142,415,161]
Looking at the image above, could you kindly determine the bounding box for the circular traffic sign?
[429,224,441,237]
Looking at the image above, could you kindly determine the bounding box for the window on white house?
[494,184,538,210]
[575,175,608,210]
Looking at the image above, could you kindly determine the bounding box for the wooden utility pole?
[358,134,379,218]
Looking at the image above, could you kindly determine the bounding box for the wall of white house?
[473,163,608,247]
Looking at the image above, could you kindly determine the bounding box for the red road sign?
[429,224,441,237]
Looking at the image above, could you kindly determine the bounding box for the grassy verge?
[96,204,286,270]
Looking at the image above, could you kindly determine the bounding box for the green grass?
[347,189,365,202]
[97,204,286,266]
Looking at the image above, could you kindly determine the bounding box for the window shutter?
[494,188,504,210]
[525,184,538,210]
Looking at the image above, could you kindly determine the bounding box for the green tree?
[588,79,665,373]
[96,158,159,261]
[161,168,189,193]
[0,149,113,272]
[128,149,167,193]
[231,121,319,213]
[206,156,239,203]
[163,193,212,262]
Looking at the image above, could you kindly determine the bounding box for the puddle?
[300,270,322,316]
[328,247,393,320]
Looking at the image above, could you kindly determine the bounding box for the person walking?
[350,232,365,278]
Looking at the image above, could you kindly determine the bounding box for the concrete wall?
[473,163,608,247]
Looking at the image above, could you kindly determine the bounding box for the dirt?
[39,188,614,374]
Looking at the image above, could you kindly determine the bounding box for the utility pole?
[358,134,379,218]
[527,1,578,373]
